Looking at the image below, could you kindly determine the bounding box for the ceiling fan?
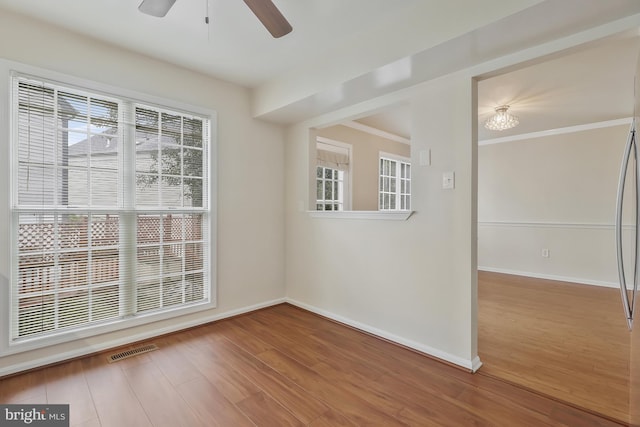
[138,0,293,38]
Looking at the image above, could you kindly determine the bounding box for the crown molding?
[343,121,410,145]
[479,117,632,146]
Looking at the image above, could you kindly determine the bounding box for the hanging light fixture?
[484,105,519,131]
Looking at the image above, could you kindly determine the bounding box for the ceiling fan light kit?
[138,0,292,38]
[484,105,519,131]
[138,0,176,18]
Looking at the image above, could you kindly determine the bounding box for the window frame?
[315,137,352,211]
[1,62,217,356]
[378,152,411,211]
[316,166,345,211]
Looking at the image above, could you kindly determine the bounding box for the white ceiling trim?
[478,117,633,146]
[343,121,410,145]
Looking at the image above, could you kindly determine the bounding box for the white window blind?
[11,75,211,343]
[316,149,349,172]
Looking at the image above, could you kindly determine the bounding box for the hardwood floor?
[1,303,625,426]
[478,271,631,425]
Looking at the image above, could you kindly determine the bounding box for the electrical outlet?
[541,248,550,258]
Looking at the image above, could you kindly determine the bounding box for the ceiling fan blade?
[138,0,176,17]
[243,0,292,38]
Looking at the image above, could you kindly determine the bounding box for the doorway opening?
[476,33,637,424]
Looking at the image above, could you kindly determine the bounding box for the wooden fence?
[17,214,202,295]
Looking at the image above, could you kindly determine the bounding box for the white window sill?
[307,210,414,220]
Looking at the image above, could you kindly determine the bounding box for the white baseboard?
[470,356,483,372]
[0,298,286,378]
[286,298,482,373]
[3,296,484,377]
[478,266,621,289]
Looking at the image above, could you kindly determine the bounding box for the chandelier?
[484,105,519,131]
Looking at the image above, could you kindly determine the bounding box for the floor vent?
[107,343,158,363]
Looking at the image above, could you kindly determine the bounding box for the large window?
[379,154,411,211]
[11,74,212,344]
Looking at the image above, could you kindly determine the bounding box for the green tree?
[136,109,204,207]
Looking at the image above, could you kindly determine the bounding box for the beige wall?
[285,75,479,370]
[0,10,285,375]
[317,125,410,210]
[478,124,631,286]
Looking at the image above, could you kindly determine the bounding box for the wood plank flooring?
[0,303,625,426]
[478,271,631,425]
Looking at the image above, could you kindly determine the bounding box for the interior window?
[312,115,411,212]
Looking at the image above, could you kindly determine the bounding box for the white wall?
[1,1,636,379]
[0,11,285,375]
[478,124,631,286]
[284,75,480,370]
[316,125,410,210]
[279,6,640,377]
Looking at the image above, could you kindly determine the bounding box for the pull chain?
[205,0,210,41]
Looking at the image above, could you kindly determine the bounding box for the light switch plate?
[442,171,455,189]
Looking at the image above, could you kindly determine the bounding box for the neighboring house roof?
[68,127,180,156]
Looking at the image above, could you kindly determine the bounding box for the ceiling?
[0,0,422,88]
[352,32,640,142]
[1,0,640,140]
[477,33,640,140]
